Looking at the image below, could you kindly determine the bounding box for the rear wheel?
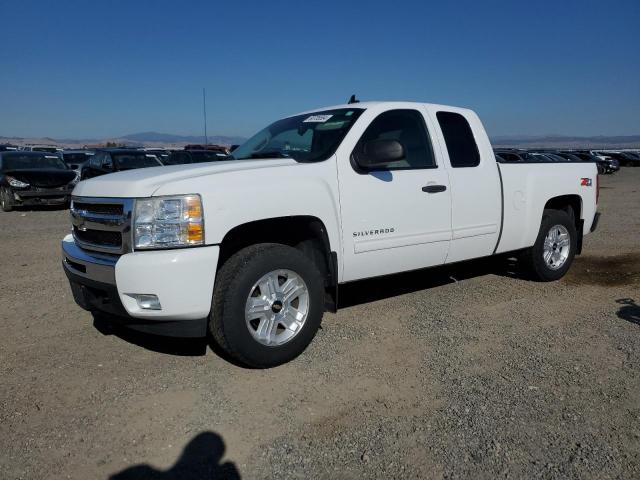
[209,243,325,368]
[1,188,14,212]
[520,209,577,281]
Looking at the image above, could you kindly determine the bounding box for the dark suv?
[564,151,618,174]
[598,151,640,167]
[494,149,555,163]
[163,150,229,165]
[62,150,94,174]
[80,149,163,180]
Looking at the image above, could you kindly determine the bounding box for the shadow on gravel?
[566,254,640,287]
[93,314,208,356]
[110,431,240,480]
[616,298,640,326]
[91,256,521,358]
[339,255,520,308]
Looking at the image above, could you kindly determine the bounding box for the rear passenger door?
[432,110,502,263]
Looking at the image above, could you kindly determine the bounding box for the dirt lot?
[1,169,639,479]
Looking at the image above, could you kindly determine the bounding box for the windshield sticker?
[303,114,333,123]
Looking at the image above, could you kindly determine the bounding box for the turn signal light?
[187,223,203,243]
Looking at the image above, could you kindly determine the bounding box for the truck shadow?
[109,431,240,480]
[91,256,522,358]
[93,314,208,356]
[338,255,520,308]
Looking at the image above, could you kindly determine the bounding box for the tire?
[520,209,577,281]
[209,243,325,368]
[1,188,14,212]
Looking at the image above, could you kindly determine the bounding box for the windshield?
[63,153,91,164]
[164,151,227,165]
[31,146,59,153]
[2,153,68,170]
[231,108,364,162]
[113,153,162,170]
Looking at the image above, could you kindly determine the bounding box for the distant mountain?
[3,132,639,150]
[491,134,640,148]
[120,132,247,145]
[0,131,248,148]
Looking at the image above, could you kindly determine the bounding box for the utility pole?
[202,87,208,145]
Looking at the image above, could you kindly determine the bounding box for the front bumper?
[13,187,72,205]
[61,234,219,337]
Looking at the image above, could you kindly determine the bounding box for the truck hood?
[72,158,298,198]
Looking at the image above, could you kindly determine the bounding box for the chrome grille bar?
[70,197,134,255]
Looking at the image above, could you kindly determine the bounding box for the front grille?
[73,202,123,216]
[73,227,122,248]
[70,197,133,254]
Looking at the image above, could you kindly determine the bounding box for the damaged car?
[0,151,78,211]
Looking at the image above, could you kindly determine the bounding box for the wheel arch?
[217,216,338,312]
[543,194,583,254]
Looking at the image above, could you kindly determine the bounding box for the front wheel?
[209,243,325,368]
[1,188,14,212]
[520,209,577,281]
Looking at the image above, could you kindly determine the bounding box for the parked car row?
[494,148,624,174]
[0,144,232,211]
[78,147,230,180]
[593,150,640,167]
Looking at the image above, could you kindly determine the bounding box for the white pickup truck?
[62,101,600,367]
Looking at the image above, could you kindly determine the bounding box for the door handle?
[422,184,447,193]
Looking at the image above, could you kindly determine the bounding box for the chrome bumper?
[61,235,117,284]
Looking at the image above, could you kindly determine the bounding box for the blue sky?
[1,0,638,139]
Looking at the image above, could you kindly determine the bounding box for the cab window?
[436,112,480,168]
[352,109,436,171]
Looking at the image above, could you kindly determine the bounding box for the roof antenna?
[202,87,208,145]
[348,94,359,104]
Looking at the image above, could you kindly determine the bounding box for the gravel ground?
[1,169,639,479]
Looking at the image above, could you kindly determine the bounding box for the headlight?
[134,194,204,249]
[7,176,29,188]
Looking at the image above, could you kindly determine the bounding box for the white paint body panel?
[425,106,502,263]
[71,101,599,320]
[496,162,598,253]
[115,245,219,320]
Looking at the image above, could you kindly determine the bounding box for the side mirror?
[357,139,405,169]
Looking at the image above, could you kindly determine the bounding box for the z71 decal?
[580,178,593,186]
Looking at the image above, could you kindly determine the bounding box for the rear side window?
[436,112,480,168]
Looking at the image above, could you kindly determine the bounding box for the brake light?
[596,174,600,204]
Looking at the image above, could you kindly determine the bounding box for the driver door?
[336,108,452,282]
